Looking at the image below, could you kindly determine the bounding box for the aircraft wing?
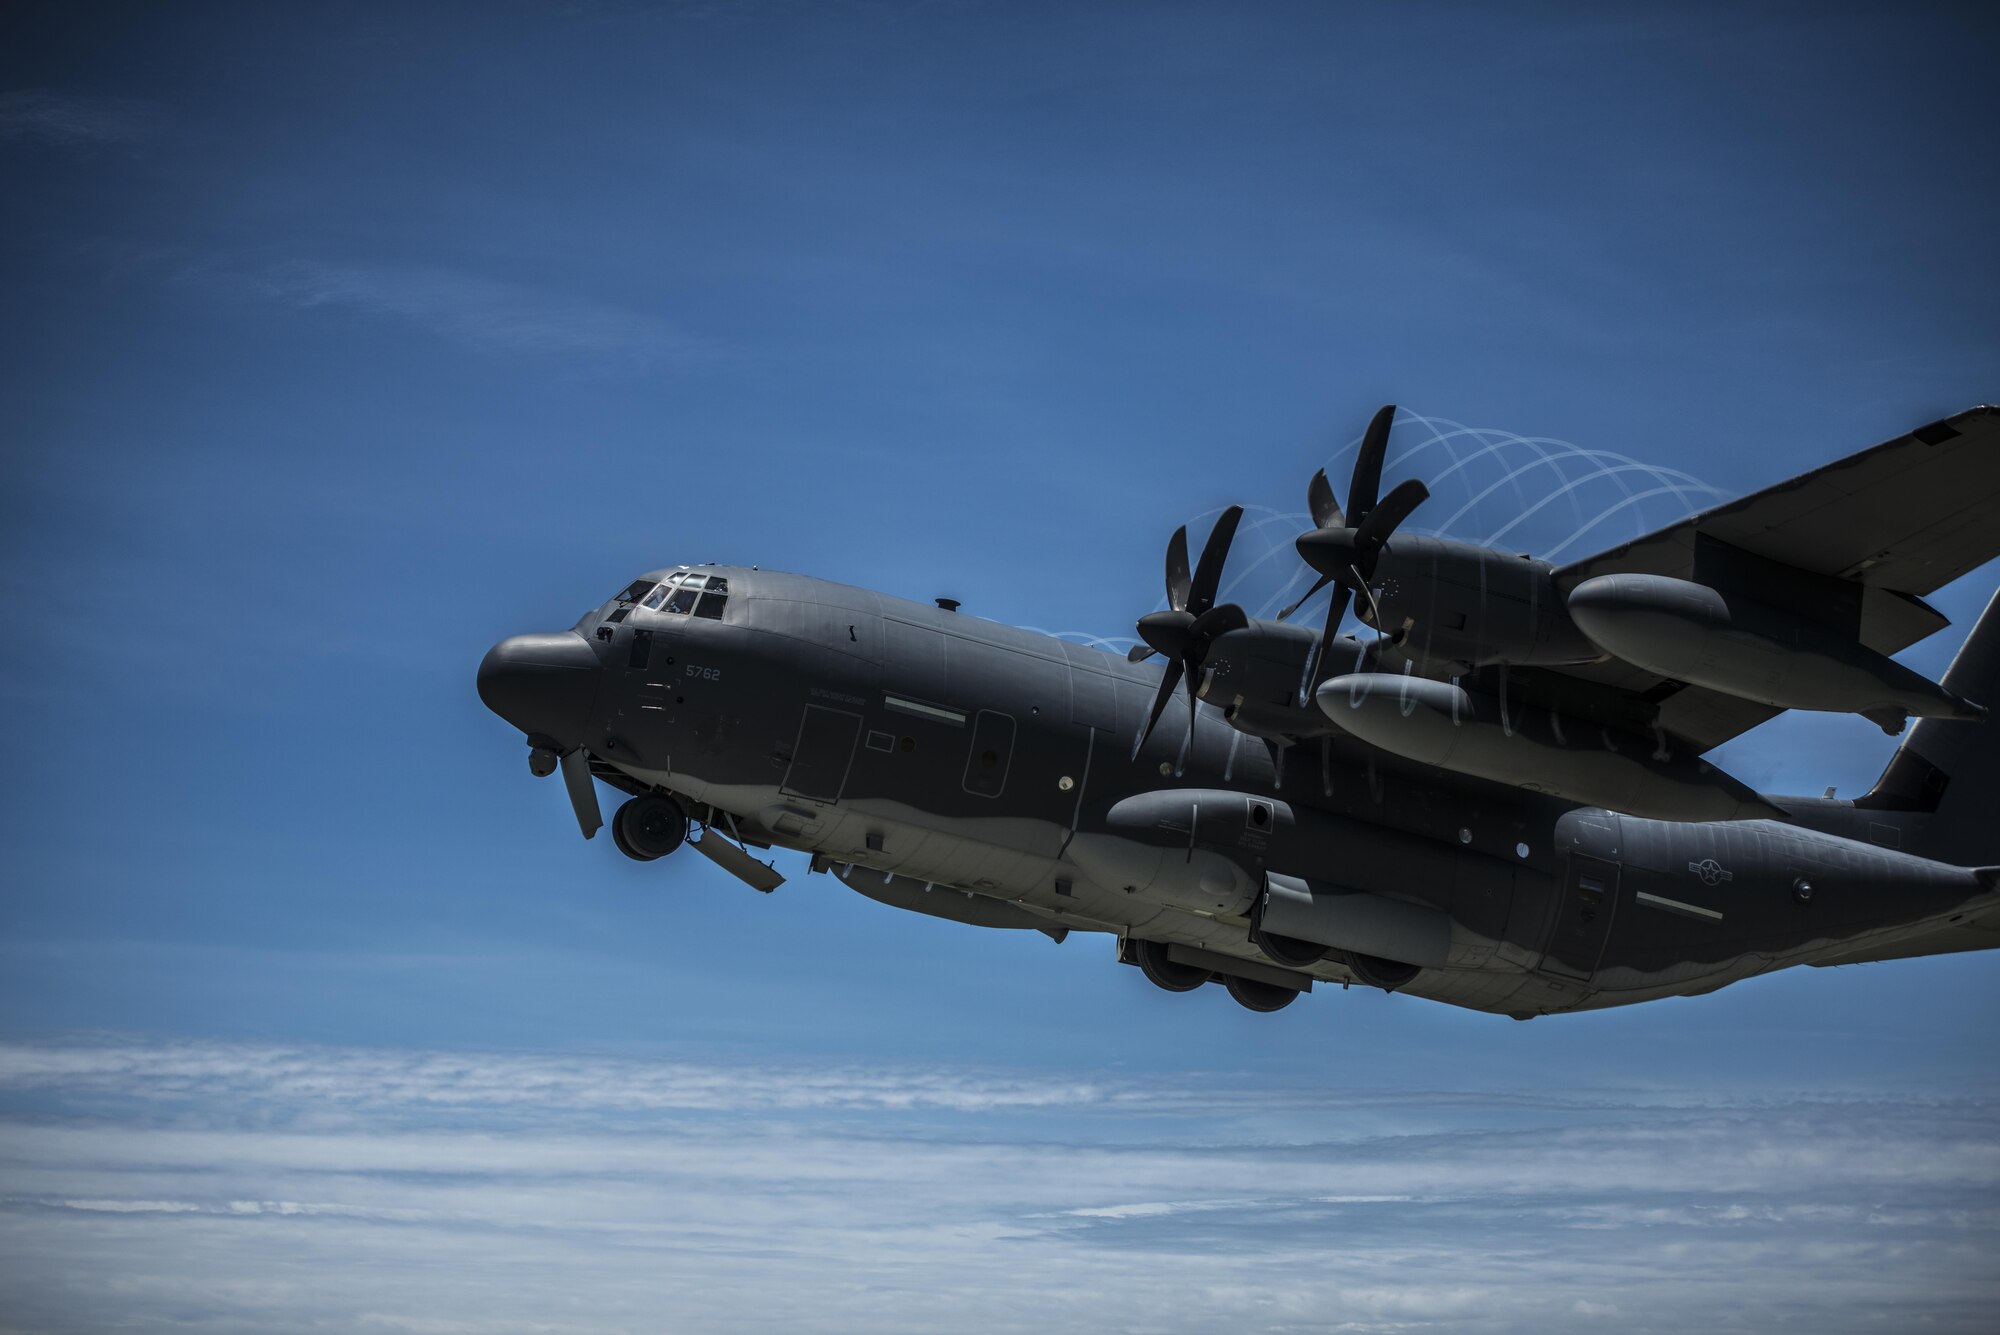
[1534,405,2000,754]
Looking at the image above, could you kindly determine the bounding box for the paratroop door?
[782,706,862,803]
[1540,854,1620,981]
[961,709,1016,798]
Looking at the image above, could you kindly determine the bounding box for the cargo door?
[1539,853,1620,981]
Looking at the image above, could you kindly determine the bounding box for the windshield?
[616,571,731,620]
[652,572,729,620]
[613,578,658,605]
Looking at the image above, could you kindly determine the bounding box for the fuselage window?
[694,576,729,620]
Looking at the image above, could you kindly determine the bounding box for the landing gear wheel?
[1134,938,1211,993]
[1344,951,1421,992]
[610,816,650,861]
[1224,974,1298,1012]
[612,794,688,862]
[1251,922,1327,970]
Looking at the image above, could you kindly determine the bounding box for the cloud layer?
[2,1037,1996,1333]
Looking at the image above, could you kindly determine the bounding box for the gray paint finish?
[477,407,2000,1020]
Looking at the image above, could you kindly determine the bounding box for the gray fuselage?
[537,565,1994,1019]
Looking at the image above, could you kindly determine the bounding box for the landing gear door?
[1539,854,1620,981]
[782,706,862,804]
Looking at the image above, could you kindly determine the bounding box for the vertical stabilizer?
[1859,588,2000,867]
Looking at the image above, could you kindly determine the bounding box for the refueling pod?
[1316,672,1780,822]
[1567,573,1986,734]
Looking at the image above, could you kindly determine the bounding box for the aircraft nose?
[477,632,603,750]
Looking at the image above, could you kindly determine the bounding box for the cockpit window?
[647,571,730,620]
[614,578,658,605]
[664,574,701,614]
[640,576,677,611]
[694,576,729,619]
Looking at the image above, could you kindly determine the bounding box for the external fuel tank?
[1567,573,1985,733]
[1316,672,1780,822]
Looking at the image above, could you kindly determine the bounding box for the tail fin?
[1859,587,2000,866]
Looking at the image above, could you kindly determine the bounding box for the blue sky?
[2,2,1997,1330]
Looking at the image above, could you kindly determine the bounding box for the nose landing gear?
[611,794,689,862]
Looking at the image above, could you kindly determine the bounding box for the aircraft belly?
[1064,832,1259,918]
[641,777,1126,929]
[1399,969,1553,1014]
[606,723,1994,1020]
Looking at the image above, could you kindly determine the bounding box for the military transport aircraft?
[478,405,2000,1018]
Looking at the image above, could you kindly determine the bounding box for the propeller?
[1129,504,1250,762]
[1280,404,1430,699]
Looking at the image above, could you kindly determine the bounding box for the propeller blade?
[1347,403,1397,525]
[557,748,602,840]
[1277,572,1334,622]
[1300,582,1354,704]
[1183,652,1200,769]
[1355,570,1388,630]
[1165,525,1191,612]
[1307,468,1342,530]
[1127,644,1156,663]
[1187,505,1244,613]
[1354,477,1429,553]
[1134,657,1186,756]
[1190,602,1249,643]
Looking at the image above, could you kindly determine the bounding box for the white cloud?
[1,1036,1997,1333]
[0,1037,1112,1114]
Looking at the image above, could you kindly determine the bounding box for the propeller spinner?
[1127,505,1249,761]
[1280,404,1431,699]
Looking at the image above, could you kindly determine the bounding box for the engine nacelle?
[1316,671,1780,822]
[1364,535,1602,672]
[1567,573,1986,733]
[1197,620,1331,738]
